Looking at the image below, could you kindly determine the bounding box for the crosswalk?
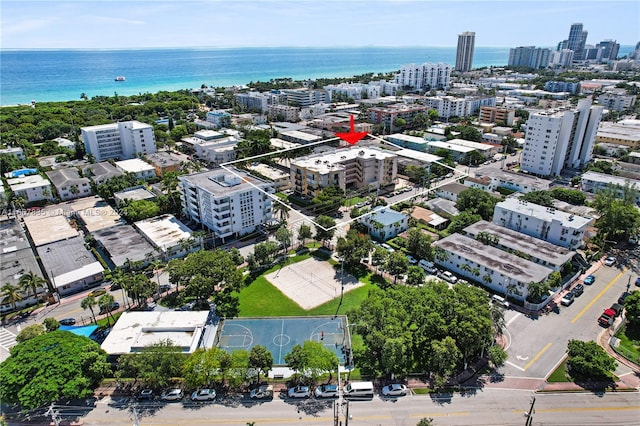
[0,327,18,351]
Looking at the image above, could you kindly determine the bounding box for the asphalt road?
[60,389,639,425]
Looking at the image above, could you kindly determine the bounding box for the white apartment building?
[423,96,466,119]
[580,171,640,204]
[520,98,604,176]
[115,158,157,181]
[7,174,53,203]
[0,146,25,160]
[45,168,92,201]
[597,92,637,111]
[433,233,553,302]
[181,130,238,164]
[394,62,451,91]
[179,169,274,240]
[268,104,300,122]
[281,89,329,108]
[493,198,591,249]
[206,110,232,128]
[290,147,397,198]
[81,120,156,162]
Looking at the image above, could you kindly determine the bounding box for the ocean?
[0,45,633,106]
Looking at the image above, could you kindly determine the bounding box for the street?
[66,389,639,425]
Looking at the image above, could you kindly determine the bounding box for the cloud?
[1,17,59,35]
[90,16,146,25]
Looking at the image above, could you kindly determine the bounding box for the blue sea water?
[0,45,633,106]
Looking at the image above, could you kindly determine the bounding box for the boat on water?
[114,76,126,81]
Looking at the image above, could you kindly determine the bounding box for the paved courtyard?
[264,257,363,309]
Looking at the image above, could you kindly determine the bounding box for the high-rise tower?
[567,23,588,60]
[455,31,475,72]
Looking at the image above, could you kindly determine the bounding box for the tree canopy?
[566,339,617,380]
[0,331,111,409]
[116,340,186,389]
[456,188,501,221]
[349,283,493,379]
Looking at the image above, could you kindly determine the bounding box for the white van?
[418,259,437,274]
[491,294,510,308]
[343,381,374,398]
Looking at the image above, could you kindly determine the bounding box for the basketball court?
[216,316,350,365]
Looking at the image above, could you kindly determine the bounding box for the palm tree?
[150,259,164,288]
[18,272,48,301]
[1,283,23,312]
[81,295,98,324]
[272,200,290,224]
[98,294,116,326]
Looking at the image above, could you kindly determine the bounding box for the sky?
[1,0,639,49]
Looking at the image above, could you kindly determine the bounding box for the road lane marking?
[571,269,626,324]
[506,312,521,326]
[505,360,525,372]
[514,406,640,414]
[523,342,551,371]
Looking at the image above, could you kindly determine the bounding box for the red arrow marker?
[335,115,368,145]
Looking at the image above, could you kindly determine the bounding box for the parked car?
[382,383,407,397]
[137,389,154,400]
[159,284,171,293]
[584,275,595,285]
[287,386,311,399]
[636,277,640,287]
[610,303,623,318]
[573,284,584,297]
[88,288,107,298]
[440,271,458,284]
[598,308,616,327]
[110,282,122,291]
[561,290,575,306]
[406,255,418,265]
[314,384,339,398]
[618,291,632,305]
[604,256,616,267]
[99,302,120,315]
[161,388,184,401]
[191,388,216,401]
[249,384,274,399]
[59,318,76,326]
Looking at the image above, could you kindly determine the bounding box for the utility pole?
[524,395,536,426]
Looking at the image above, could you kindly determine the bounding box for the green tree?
[116,340,186,388]
[43,317,60,332]
[120,199,161,222]
[0,331,111,409]
[526,280,551,304]
[81,295,98,324]
[384,251,409,283]
[488,345,507,368]
[18,271,49,300]
[445,211,482,235]
[249,345,274,383]
[405,228,433,260]
[0,283,22,311]
[297,223,312,246]
[284,344,308,378]
[97,293,116,326]
[416,418,435,426]
[456,188,500,220]
[228,349,251,387]
[274,225,292,252]
[182,347,230,389]
[253,240,280,266]
[623,290,640,328]
[430,336,462,388]
[592,184,640,242]
[405,265,426,287]
[521,190,554,207]
[314,215,336,248]
[566,340,617,380]
[336,229,373,269]
[272,201,290,224]
[15,324,45,343]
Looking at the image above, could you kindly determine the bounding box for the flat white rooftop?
[292,147,396,171]
[115,158,155,173]
[496,198,591,228]
[100,311,209,355]
[7,174,50,191]
[393,149,442,164]
[23,209,78,246]
[581,170,640,187]
[439,138,495,152]
[280,130,322,142]
[134,214,192,252]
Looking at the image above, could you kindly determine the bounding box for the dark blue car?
[584,275,595,285]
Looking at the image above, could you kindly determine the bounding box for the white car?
[249,384,273,399]
[382,383,407,397]
[406,255,418,265]
[604,256,616,267]
[160,388,183,401]
[191,388,216,401]
[287,386,311,399]
[314,384,339,398]
[441,271,458,284]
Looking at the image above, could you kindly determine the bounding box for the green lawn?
[614,325,640,364]
[238,275,373,317]
[546,360,571,382]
